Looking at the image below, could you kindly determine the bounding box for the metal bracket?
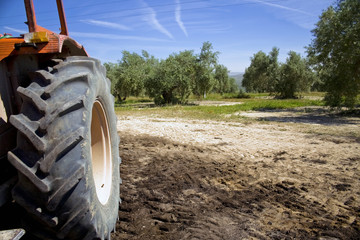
[14,42,37,50]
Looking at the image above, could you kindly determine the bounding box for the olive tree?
[106,51,147,101]
[242,47,279,93]
[275,51,315,99]
[307,0,360,107]
[193,41,219,98]
[145,50,196,104]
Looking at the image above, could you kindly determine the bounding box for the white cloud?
[248,0,326,29]
[175,0,188,37]
[81,19,131,31]
[251,0,313,16]
[140,0,174,39]
[4,26,27,34]
[186,21,231,34]
[70,31,171,42]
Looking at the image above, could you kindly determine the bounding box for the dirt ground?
[112,109,360,240]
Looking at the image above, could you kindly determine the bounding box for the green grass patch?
[187,92,325,101]
[302,92,326,97]
[181,99,323,118]
[188,92,266,101]
[116,97,324,121]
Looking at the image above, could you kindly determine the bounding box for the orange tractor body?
[0,0,87,116]
[0,0,86,62]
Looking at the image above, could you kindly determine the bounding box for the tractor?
[0,0,120,239]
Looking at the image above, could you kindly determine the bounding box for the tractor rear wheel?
[8,56,120,239]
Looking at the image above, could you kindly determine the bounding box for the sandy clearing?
[113,112,360,239]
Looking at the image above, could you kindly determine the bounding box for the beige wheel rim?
[91,100,112,205]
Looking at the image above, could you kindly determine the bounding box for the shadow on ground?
[111,133,360,240]
[242,107,360,126]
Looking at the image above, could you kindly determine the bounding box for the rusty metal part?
[24,0,68,35]
[0,34,86,62]
[24,0,69,36]
[0,0,87,62]
[24,0,38,33]
[56,0,69,36]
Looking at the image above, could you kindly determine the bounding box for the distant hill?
[228,72,244,89]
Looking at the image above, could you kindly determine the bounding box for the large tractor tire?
[7,56,120,239]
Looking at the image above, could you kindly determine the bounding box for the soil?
[1,107,359,240]
[112,110,360,240]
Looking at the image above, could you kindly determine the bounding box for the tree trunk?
[117,94,122,102]
[162,91,172,104]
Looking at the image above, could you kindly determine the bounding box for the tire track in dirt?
[112,115,360,240]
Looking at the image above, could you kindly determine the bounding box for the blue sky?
[0,0,332,73]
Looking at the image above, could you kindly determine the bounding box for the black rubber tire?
[7,56,120,240]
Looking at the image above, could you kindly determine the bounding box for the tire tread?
[8,57,119,240]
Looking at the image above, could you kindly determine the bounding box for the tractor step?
[0,229,25,240]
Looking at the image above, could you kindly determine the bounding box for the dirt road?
[112,111,360,239]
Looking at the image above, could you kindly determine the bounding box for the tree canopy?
[104,51,149,101]
[242,47,315,98]
[105,41,238,104]
[192,42,219,98]
[145,50,196,104]
[213,64,238,95]
[242,47,280,93]
[307,0,360,107]
[242,50,270,93]
[275,51,315,99]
